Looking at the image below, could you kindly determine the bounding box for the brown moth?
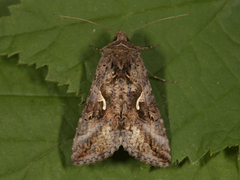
[56,14,187,167]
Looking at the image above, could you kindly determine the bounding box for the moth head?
[113,29,130,42]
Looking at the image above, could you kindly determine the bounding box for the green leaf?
[0,0,240,179]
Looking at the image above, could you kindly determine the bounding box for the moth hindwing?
[72,29,171,167]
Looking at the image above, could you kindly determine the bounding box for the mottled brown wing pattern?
[71,55,122,166]
[121,54,171,167]
[72,29,171,167]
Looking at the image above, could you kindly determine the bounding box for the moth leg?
[136,44,159,50]
[89,45,103,51]
[146,69,179,83]
[78,99,86,106]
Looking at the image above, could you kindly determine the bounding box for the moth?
[56,14,187,167]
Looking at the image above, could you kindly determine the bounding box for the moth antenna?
[53,14,117,35]
[127,14,189,35]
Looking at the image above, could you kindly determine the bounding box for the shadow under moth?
[56,14,188,167]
